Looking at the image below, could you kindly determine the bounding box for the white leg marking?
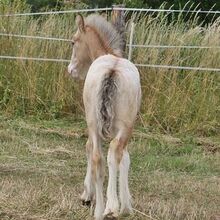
[119,149,133,214]
[94,176,105,220]
[104,145,119,217]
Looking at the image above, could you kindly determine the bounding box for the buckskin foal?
[68,14,141,220]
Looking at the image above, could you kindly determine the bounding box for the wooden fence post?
[112,4,126,55]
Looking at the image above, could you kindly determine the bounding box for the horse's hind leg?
[81,139,95,207]
[104,127,132,219]
[103,139,120,219]
[119,146,133,215]
[91,132,105,220]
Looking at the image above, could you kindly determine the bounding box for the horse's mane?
[85,14,124,56]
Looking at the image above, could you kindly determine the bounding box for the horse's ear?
[76,14,85,32]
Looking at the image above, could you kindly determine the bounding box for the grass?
[0,1,219,134]
[0,2,220,218]
[0,116,220,220]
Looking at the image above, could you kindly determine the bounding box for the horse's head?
[68,14,91,79]
[68,14,124,79]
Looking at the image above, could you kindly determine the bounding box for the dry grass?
[0,1,219,134]
[0,116,219,220]
[0,2,220,220]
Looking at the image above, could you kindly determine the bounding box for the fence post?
[112,4,126,54]
[128,22,135,61]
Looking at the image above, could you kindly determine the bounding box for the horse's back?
[83,54,141,135]
[85,54,140,96]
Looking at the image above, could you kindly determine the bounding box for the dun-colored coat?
[68,14,141,220]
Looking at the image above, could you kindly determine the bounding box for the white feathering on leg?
[104,144,119,217]
[119,149,133,214]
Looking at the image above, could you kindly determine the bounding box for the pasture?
[0,116,220,220]
[0,1,220,220]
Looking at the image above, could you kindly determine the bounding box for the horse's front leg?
[81,139,95,206]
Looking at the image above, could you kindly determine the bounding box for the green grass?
[0,116,219,219]
[0,3,220,218]
[0,1,220,134]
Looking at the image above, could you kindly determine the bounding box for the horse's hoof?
[120,207,133,216]
[103,212,118,220]
[82,199,91,207]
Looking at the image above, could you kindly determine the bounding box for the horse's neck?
[86,34,108,61]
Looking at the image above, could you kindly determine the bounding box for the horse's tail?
[97,68,117,140]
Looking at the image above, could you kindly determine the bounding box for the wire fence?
[1,55,220,72]
[129,44,220,50]
[135,64,220,72]
[1,7,220,17]
[0,55,70,63]
[0,33,71,42]
[1,32,220,50]
[0,7,220,72]
[113,7,220,14]
[0,8,112,17]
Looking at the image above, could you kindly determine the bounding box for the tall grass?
[0,1,219,134]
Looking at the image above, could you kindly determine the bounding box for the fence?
[0,7,220,72]
[1,7,220,17]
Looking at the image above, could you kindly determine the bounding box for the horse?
[68,14,141,220]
